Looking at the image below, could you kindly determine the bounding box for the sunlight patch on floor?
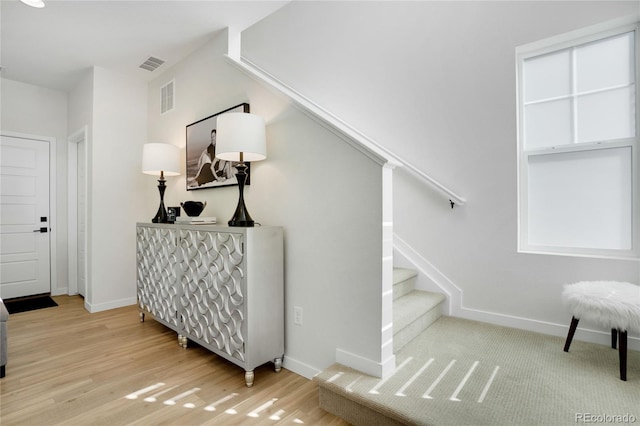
[124,384,304,423]
[478,365,500,403]
[369,356,413,395]
[125,382,165,400]
[144,384,179,402]
[269,409,286,420]
[422,359,456,399]
[163,387,200,405]
[247,398,278,417]
[325,356,501,404]
[395,358,434,397]
[204,392,238,412]
[449,361,478,401]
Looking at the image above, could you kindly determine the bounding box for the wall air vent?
[139,56,165,72]
[161,80,175,114]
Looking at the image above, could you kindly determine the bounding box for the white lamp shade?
[142,143,180,176]
[215,113,267,162]
[19,0,45,7]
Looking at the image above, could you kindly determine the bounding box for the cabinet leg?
[274,357,282,373]
[245,371,254,388]
[139,312,145,323]
[178,334,188,348]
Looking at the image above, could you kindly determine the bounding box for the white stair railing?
[225,55,467,207]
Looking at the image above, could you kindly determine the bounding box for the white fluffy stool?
[562,281,640,381]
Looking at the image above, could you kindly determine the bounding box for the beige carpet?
[316,317,640,426]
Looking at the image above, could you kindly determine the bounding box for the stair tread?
[393,290,445,331]
[393,267,418,286]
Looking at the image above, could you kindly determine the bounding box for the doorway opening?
[67,127,88,297]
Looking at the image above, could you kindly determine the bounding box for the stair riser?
[318,387,406,426]
[393,303,443,353]
[393,276,416,300]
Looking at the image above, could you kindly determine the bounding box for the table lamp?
[142,143,180,223]
[215,112,266,227]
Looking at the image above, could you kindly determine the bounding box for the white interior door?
[0,135,51,299]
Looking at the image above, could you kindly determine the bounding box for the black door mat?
[4,295,58,314]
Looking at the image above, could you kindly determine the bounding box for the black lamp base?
[229,218,254,227]
[228,214,254,227]
[151,202,167,223]
[228,163,254,227]
[151,177,168,223]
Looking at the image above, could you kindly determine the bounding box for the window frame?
[516,20,640,260]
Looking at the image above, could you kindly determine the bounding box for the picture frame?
[185,103,250,190]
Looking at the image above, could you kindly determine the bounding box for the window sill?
[518,247,639,262]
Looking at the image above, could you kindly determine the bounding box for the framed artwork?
[186,103,250,190]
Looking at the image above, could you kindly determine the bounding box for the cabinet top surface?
[136,223,282,232]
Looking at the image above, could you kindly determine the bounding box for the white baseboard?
[51,287,68,296]
[284,351,396,381]
[283,356,321,380]
[85,297,137,313]
[336,348,396,379]
[457,306,640,351]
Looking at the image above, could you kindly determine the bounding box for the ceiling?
[0,0,289,92]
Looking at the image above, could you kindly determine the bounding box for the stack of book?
[175,216,217,225]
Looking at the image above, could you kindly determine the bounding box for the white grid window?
[517,23,639,258]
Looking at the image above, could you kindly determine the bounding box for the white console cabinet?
[136,223,284,387]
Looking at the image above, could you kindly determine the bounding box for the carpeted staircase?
[392,268,445,353]
[315,316,640,426]
[316,267,446,425]
[315,270,640,426]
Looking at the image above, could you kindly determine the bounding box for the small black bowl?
[180,201,206,217]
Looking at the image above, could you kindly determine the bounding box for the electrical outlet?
[294,306,303,326]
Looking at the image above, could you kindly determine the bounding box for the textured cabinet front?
[178,229,246,363]
[136,223,284,387]
[136,226,179,328]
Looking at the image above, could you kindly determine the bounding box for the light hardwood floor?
[0,296,349,425]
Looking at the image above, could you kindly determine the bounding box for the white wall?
[241,2,640,341]
[86,67,148,312]
[146,32,386,377]
[0,78,69,296]
[67,70,93,299]
[68,70,93,144]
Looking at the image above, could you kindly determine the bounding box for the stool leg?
[619,330,627,381]
[611,329,617,349]
[564,317,580,352]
